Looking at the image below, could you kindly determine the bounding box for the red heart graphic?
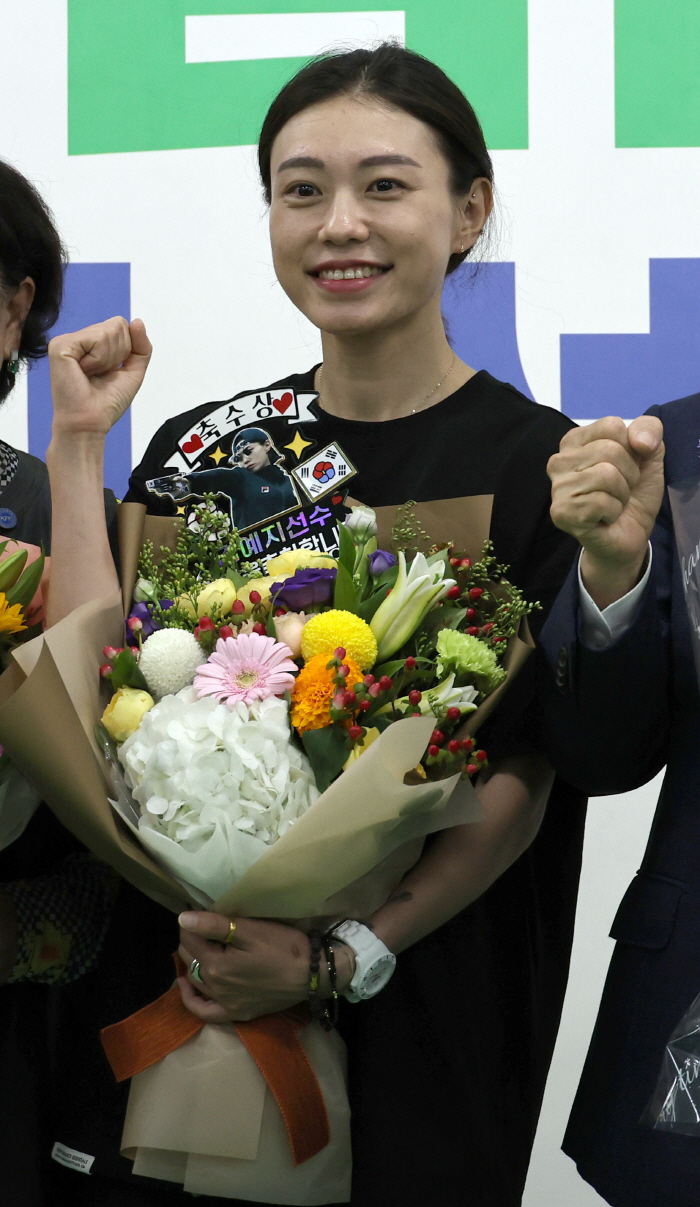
[182,433,203,455]
[272,391,294,415]
[331,495,343,505]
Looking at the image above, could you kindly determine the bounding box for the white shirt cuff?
[577,546,653,651]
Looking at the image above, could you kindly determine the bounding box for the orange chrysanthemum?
[291,652,363,734]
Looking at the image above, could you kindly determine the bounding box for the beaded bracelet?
[308,928,324,1021]
[320,935,339,1032]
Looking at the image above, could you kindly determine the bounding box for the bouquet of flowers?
[0,540,48,851]
[0,498,535,1203]
[96,498,533,911]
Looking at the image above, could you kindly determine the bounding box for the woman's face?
[269,95,488,338]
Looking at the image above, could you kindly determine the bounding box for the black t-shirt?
[126,367,579,757]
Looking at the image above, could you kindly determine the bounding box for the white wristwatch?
[332,920,396,1002]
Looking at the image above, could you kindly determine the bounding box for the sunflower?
[0,593,26,635]
[291,652,363,734]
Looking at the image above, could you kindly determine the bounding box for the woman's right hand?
[48,316,152,439]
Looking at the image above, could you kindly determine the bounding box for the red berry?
[334,647,346,660]
[411,711,422,717]
[103,645,119,661]
[194,626,201,640]
[408,689,422,706]
[466,608,476,620]
[249,590,261,604]
[461,558,472,568]
[275,607,287,617]
[469,587,484,600]
[404,656,417,669]
[232,599,246,615]
[448,739,460,755]
[252,622,266,636]
[466,626,479,636]
[127,616,142,632]
[359,699,371,712]
[368,683,382,698]
[449,557,460,567]
[461,738,474,752]
[337,665,349,678]
[199,615,216,631]
[378,675,393,692]
[492,635,505,644]
[99,663,113,678]
[428,744,440,758]
[363,673,375,686]
[348,725,363,741]
[467,763,478,775]
[343,691,358,708]
[481,623,494,635]
[446,585,461,600]
[476,750,488,762]
[447,706,461,722]
[430,730,444,746]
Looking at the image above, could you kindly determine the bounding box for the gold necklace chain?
[316,351,457,419]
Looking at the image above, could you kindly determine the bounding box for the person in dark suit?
[537,401,700,1207]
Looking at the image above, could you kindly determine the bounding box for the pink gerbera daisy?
[193,632,297,706]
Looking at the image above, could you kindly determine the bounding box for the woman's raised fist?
[48,316,152,438]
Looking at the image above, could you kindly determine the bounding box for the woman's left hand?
[177,912,314,1023]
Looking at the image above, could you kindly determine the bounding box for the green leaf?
[301,726,350,792]
[357,588,389,623]
[5,551,45,610]
[225,568,247,588]
[110,649,149,692]
[427,548,449,569]
[333,562,359,612]
[337,522,357,577]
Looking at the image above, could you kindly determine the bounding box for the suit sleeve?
[536,497,673,795]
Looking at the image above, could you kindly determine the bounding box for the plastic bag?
[645,991,700,1133]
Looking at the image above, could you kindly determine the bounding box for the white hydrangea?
[139,629,205,699]
[119,687,319,848]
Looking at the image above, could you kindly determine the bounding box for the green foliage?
[333,562,359,613]
[301,726,351,793]
[108,649,149,692]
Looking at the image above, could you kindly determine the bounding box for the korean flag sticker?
[291,442,356,500]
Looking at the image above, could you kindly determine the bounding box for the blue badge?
[0,508,17,530]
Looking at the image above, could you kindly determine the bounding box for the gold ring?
[223,919,237,946]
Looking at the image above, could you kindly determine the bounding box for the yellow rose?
[102,686,154,744]
[273,610,308,658]
[175,592,197,619]
[342,726,381,770]
[266,549,336,579]
[236,577,274,618]
[196,578,237,618]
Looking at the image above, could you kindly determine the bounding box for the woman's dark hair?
[258,42,493,275]
[0,160,66,402]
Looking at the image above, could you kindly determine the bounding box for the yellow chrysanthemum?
[266,549,336,579]
[301,610,377,672]
[291,653,363,734]
[0,593,26,635]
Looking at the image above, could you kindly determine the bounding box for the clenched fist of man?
[547,415,665,610]
[48,316,152,439]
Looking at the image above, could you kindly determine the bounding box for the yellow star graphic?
[176,505,186,515]
[284,431,313,460]
[209,445,227,465]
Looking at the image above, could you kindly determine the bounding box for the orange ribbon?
[100,955,330,1167]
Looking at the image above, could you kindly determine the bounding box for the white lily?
[377,674,478,718]
[369,551,457,661]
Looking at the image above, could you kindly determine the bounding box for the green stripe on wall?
[68,0,527,155]
[616,0,700,147]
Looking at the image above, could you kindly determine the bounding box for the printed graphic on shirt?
[147,426,301,533]
[170,389,318,472]
[290,442,356,501]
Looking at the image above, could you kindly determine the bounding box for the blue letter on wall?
[28,262,131,497]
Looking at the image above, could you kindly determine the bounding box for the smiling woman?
[42,42,586,1207]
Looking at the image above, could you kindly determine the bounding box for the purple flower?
[271,567,337,612]
[126,601,161,645]
[368,549,397,578]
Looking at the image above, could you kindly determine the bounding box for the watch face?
[361,955,395,997]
